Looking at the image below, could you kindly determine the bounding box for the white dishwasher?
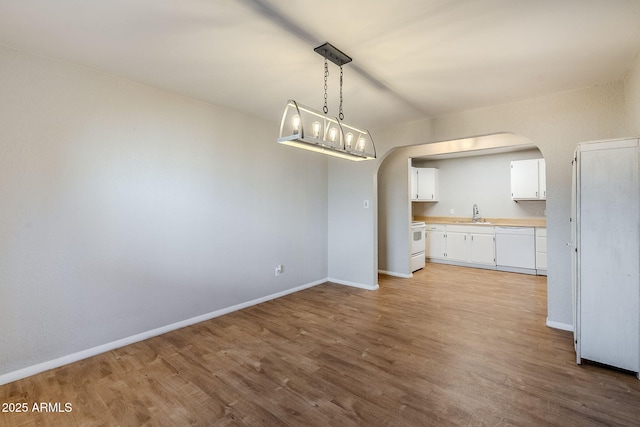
[495,227,536,274]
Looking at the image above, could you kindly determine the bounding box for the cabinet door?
[469,234,495,265]
[426,230,446,259]
[446,232,468,262]
[416,168,439,201]
[511,159,539,200]
[410,167,418,200]
[409,167,438,202]
[538,159,546,199]
[578,141,639,372]
[535,228,547,270]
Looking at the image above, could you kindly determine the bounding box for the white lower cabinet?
[535,227,547,275]
[445,231,468,262]
[426,224,495,268]
[470,233,496,265]
[425,225,446,260]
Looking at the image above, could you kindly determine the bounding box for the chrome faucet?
[472,204,480,222]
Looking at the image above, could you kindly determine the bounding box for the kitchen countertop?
[414,216,547,228]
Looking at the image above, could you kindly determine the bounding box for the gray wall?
[626,52,640,135]
[0,46,328,379]
[412,148,545,219]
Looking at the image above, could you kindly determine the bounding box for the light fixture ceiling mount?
[313,42,352,66]
[277,42,376,161]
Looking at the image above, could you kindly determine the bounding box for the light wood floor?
[2,263,640,426]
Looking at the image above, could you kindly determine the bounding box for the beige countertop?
[414,216,547,228]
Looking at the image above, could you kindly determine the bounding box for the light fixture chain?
[339,65,344,120]
[323,58,329,114]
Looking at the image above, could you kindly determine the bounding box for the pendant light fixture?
[277,42,376,161]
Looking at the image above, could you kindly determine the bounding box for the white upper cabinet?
[410,167,439,201]
[510,158,546,200]
[538,158,546,199]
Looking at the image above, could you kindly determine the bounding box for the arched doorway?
[377,132,544,278]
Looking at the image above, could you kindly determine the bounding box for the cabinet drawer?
[536,252,547,269]
[425,224,445,232]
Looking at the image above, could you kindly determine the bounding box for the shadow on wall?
[376,132,543,277]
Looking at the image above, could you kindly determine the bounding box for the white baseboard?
[496,265,537,275]
[0,278,326,387]
[328,277,379,290]
[378,270,413,278]
[546,318,573,331]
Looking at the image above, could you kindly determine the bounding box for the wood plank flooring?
[2,263,640,426]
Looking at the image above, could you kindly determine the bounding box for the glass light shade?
[277,100,376,161]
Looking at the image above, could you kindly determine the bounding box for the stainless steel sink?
[455,221,492,225]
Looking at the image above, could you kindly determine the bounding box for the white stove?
[411,221,426,272]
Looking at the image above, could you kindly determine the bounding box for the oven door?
[411,224,425,255]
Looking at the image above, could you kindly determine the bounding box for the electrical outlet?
[275,265,284,276]
[450,208,455,215]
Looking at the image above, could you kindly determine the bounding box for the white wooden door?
[578,139,639,372]
[410,167,418,200]
[427,229,446,259]
[511,159,539,200]
[571,152,579,357]
[446,232,468,262]
[417,168,437,201]
[538,159,546,199]
[469,234,495,265]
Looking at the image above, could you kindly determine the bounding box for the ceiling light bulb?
[357,137,366,151]
[346,132,353,148]
[329,127,337,143]
[292,115,300,133]
[312,121,321,138]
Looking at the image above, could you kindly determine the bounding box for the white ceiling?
[1,0,639,130]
